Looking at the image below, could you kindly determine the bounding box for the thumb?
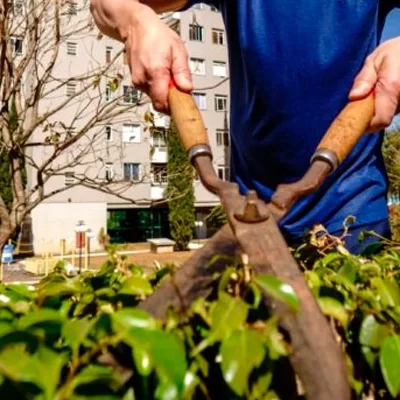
[349,59,378,100]
[171,44,193,92]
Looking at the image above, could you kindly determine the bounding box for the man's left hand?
[349,37,400,132]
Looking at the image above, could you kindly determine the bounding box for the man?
[90,0,400,252]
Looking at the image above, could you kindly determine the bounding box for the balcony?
[153,113,168,128]
[150,146,168,163]
[150,186,165,200]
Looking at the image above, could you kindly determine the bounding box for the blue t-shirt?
[185,0,399,240]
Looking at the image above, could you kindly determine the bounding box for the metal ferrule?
[310,148,339,173]
[188,144,213,164]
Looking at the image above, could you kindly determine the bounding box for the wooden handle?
[316,93,374,164]
[168,82,210,151]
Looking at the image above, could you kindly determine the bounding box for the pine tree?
[166,120,195,251]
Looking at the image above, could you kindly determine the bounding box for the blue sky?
[382,8,400,40]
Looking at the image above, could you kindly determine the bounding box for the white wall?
[31,202,107,254]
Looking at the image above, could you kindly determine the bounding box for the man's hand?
[90,0,192,112]
[349,37,400,132]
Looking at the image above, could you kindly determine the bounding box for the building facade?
[26,2,230,254]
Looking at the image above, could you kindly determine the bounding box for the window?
[105,125,112,141]
[151,130,167,148]
[193,3,204,9]
[216,129,229,147]
[122,85,140,104]
[210,6,219,12]
[66,82,77,97]
[215,95,227,112]
[217,165,230,181]
[122,124,141,143]
[64,172,75,186]
[189,24,204,41]
[213,61,227,77]
[189,58,206,75]
[123,163,140,181]
[105,46,113,63]
[105,163,114,181]
[66,42,77,55]
[105,84,113,101]
[151,163,168,185]
[212,28,225,45]
[193,92,206,110]
[12,0,24,14]
[10,37,22,56]
[68,1,77,16]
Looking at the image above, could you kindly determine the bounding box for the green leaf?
[248,281,263,309]
[0,322,13,338]
[0,346,65,399]
[0,347,38,382]
[35,346,66,398]
[251,370,273,399]
[318,297,349,328]
[320,252,344,268]
[220,329,265,396]
[192,293,249,355]
[209,292,248,341]
[345,354,364,395]
[361,241,385,257]
[379,335,400,398]
[0,307,15,323]
[338,260,357,284]
[371,278,400,308]
[305,270,322,293]
[67,364,124,396]
[132,345,152,376]
[265,317,290,359]
[361,345,378,370]
[118,276,153,296]
[38,277,83,299]
[124,328,187,395]
[359,315,390,348]
[18,308,63,329]
[217,266,236,293]
[4,284,35,301]
[264,390,280,400]
[0,330,40,352]
[155,380,179,400]
[62,318,94,353]
[112,308,157,331]
[255,275,299,312]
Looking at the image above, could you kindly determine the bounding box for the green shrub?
[0,239,398,399]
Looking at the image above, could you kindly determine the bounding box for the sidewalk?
[2,240,205,284]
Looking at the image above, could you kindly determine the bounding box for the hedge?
[0,237,398,399]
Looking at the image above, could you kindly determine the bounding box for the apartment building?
[24,2,230,253]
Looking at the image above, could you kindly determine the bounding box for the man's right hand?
[90,0,193,112]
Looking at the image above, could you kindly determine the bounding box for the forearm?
[90,0,187,41]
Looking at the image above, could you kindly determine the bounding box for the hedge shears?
[141,79,375,400]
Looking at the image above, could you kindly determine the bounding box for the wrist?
[90,0,156,42]
[117,2,156,42]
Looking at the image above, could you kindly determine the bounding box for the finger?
[349,57,378,100]
[147,65,170,112]
[368,55,400,131]
[171,42,193,92]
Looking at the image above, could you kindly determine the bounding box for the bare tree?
[0,0,170,252]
